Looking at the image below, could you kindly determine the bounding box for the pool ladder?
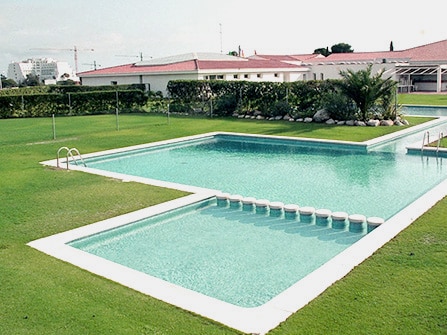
[421,131,445,155]
[57,147,87,170]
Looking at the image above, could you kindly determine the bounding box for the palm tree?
[336,64,397,121]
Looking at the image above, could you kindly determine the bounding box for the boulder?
[355,120,366,126]
[367,119,380,127]
[380,119,394,126]
[346,120,355,126]
[325,118,335,125]
[313,109,331,122]
[337,120,346,125]
[304,117,313,123]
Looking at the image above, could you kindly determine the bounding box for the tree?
[21,73,41,87]
[331,43,354,53]
[335,64,397,121]
[313,47,330,57]
[0,75,17,88]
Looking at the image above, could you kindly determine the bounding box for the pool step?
[216,193,384,234]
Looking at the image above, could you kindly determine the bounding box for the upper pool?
[82,133,447,220]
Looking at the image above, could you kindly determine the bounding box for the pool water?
[69,198,364,308]
[84,134,447,220]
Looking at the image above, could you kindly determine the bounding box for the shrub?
[168,102,193,114]
[323,92,358,121]
[269,100,292,117]
[214,94,238,116]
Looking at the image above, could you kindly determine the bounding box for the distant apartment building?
[7,58,77,84]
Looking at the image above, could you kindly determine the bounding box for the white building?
[78,40,447,95]
[7,58,78,84]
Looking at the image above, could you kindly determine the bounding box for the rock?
[402,119,410,125]
[296,118,304,122]
[337,120,346,125]
[288,118,295,122]
[325,118,335,125]
[232,113,239,117]
[253,110,262,116]
[380,119,394,126]
[275,115,283,120]
[367,119,380,127]
[244,115,251,119]
[256,115,265,120]
[313,109,331,122]
[304,117,313,123]
[355,120,366,126]
[346,120,355,126]
[238,115,245,119]
[394,120,404,126]
[283,114,291,121]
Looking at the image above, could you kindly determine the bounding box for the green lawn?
[399,93,447,106]
[1,113,446,335]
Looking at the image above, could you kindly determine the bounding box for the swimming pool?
[79,132,447,220]
[68,197,365,308]
[31,119,447,334]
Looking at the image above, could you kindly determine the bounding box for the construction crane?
[82,61,100,70]
[115,52,144,61]
[30,46,94,73]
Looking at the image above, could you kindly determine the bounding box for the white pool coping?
[30,125,447,334]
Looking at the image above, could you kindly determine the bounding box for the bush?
[323,92,358,121]
[214,94,238,116]
[168,102,193,114]
[269,100,291,117]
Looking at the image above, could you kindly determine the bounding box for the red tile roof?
[197,58,302,70]
[79,40,447,77]
[401,39,447,62]
[80,60,199,76]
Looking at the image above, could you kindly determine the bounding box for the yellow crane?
[30,46,94,73]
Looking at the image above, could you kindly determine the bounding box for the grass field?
[1,112,446,335]
[399,93,447,106]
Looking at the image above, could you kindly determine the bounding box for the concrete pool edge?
[27,175,447,334]
[32,127,447,334]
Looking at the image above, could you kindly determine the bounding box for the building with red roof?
[79,40,447,94]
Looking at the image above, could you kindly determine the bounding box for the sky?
[1,0,446,75]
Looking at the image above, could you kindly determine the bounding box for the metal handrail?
[67,148,87,169]
[436,132,444,153]
[57,146,70,168]
[421,131,430,153]
[57,147,87,169]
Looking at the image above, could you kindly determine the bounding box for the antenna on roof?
[219,23,223,54]
[115,52,144,61]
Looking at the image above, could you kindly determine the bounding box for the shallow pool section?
[69,198,364,308]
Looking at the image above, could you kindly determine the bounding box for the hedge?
[0,88,148,118]
[167,80,340,117]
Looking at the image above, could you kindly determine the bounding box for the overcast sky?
[1,0,446,75]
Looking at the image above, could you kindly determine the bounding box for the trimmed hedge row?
[167,80,340,118]
[0,89,147,118]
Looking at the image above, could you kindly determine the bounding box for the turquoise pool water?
[69,198,364,307]
[83,134,447,219]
